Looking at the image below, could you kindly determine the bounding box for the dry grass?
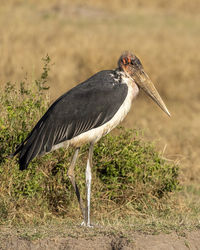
[0,0,200,231]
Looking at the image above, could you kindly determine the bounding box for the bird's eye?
[135,58,142,66]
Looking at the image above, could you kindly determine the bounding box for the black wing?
[12,70,128,170]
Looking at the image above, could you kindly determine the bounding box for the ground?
[1,227,200,250]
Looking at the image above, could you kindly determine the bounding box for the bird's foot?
[80,221,94,228]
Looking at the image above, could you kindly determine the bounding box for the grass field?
[0,0,200,244]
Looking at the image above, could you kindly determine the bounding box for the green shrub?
[0,55,50,163]
[93,128,179,201]
[0,56,179,224]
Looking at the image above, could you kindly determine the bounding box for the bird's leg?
[84,143,94,227]
[67,148,85,219]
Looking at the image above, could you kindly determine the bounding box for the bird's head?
[118,51,170,117]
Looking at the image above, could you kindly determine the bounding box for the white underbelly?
[52,79,139,150]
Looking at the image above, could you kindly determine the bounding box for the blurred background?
[0,0,200,184]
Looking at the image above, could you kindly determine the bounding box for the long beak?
[133,70,171,117]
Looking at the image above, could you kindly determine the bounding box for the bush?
[0,56,179,224]
[93,128,179,200]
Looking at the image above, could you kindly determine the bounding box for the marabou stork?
[11,52,170,227]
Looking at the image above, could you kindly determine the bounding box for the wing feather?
[13,70,128,170]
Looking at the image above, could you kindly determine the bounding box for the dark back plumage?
[12,70,128,170]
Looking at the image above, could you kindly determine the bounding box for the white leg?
[85,158,91,226]
[67,148,85,219]
[85,143,94,227]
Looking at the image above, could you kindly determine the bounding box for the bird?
[11,51,170,227]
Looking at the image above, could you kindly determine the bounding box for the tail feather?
[17,123,50,170]
[11,106,56,170]
[18,143,34,170]
[9,142,24,158]
[11,130,37,170]
[11,125,43,170]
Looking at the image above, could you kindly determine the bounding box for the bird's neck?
[114,68,140,99]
